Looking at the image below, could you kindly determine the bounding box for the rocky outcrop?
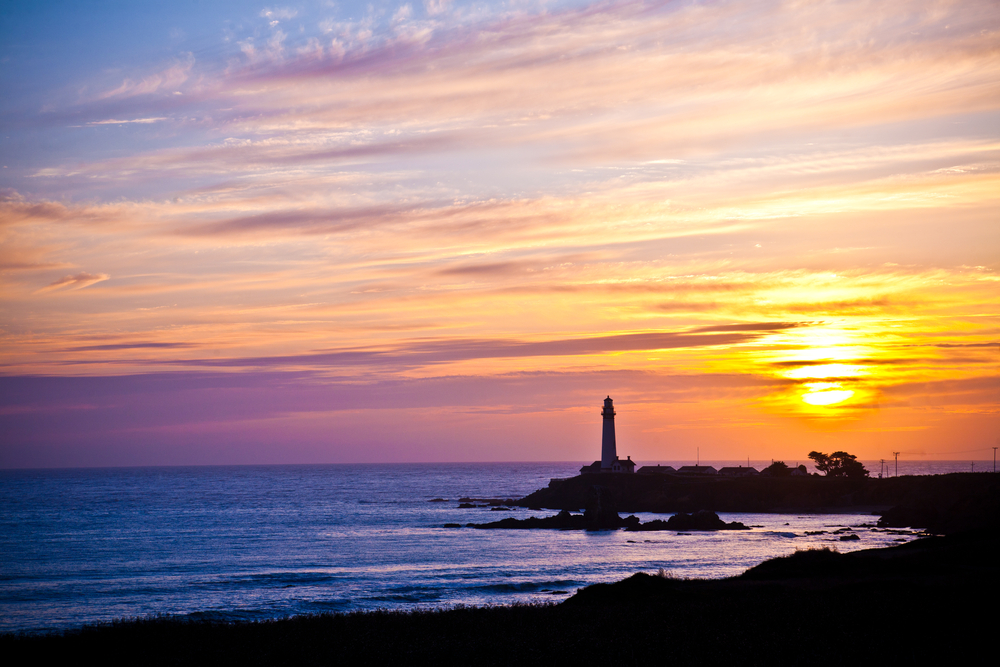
[468,488,643,530]
[625,510,748,531]
[468,509,585,530]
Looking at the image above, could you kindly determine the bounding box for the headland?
[513,470,1000,533]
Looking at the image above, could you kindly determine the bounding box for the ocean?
[0,460,991,634]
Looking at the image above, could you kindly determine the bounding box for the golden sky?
[1,0,997,467]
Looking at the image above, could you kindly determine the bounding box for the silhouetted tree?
[762,461,791,477]
[808,451,869,478]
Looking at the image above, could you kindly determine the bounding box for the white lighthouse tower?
[580,396,635,474]
[601,396,617,470]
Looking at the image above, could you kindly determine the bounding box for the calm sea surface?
[0,461,992,633]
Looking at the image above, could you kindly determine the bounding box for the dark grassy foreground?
[5,530,995,666]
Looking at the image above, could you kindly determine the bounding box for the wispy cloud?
[95,54,194,100]
[260,7,298,22]
[86,117,168,125]
[65,341,192,352]
[160,326,797,371]
[37,272,109,292]
[39,0,995,172]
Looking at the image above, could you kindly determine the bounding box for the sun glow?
[801,383,855,406]
[784,364,867,380]
[760,325,884,414]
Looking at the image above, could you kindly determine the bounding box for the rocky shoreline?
[466,508,749,531]
[511,471,1000,534]
[463,485,752,531]
[447,471,1000,535]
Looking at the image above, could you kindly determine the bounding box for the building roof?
[637,465,677,475]
[677,465,718,475]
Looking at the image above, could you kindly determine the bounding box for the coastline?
[6,529,994,664]
[3,471,997,648]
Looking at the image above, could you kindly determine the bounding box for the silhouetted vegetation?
[761,460,792,476]
[808,450,869,478]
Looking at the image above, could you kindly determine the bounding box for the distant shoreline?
[0,459,995,473]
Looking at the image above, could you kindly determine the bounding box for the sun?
[757,325,882,414]
[801,383,855,406]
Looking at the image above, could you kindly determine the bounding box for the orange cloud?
[37,272,110,293]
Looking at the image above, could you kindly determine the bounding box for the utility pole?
[879,459,885,479]
[994,445,997,473]
[893,452,900,477]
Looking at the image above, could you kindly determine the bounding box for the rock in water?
[669,510,749,530]
[584,486,623,529]
[626,510,749,531]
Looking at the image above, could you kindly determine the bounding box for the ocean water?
[0,461,989,634]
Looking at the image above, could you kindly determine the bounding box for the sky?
[1,0,997,468]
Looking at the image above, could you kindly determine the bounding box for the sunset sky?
[1,0,997,468]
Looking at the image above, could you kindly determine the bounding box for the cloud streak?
[86,118,168,126]
[167,326,797,370]
[37,272,109,293]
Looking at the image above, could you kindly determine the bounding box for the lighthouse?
[580,396,636,474]
[601,396,617,469]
